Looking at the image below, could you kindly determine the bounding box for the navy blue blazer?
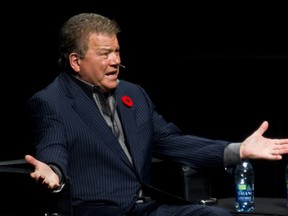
[26,72,229,214]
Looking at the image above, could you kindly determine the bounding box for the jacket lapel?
[115,86,142,173]
[60,73,133,166]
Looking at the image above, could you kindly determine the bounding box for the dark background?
[2,1,288,199]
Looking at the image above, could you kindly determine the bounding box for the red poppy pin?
[122,95,133,107]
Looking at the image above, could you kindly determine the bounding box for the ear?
[69,53,81,72]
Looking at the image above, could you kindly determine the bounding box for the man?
[25,13,288,216]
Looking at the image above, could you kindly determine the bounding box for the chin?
[105,84,117,91]
[110,81,119,88]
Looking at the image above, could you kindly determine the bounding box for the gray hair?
[58,13,121,71]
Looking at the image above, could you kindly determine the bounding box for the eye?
[98,51,110,59]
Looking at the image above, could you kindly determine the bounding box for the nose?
[109,52,121,65]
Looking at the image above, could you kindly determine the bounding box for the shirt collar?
[71,74,118,98]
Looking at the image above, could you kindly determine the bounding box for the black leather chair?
[0,160,72,216]
[151,158,212,203]
[0,158,228,215]
[151,158,234,202]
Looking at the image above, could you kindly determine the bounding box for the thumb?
[255,121,269,136]
[25,154,39,168]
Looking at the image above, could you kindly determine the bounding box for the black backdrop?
[2,1,288,198]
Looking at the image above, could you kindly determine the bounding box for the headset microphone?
[119,64,126,68]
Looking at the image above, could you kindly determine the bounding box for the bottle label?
[286,179,288,200]
[235,183,254,202]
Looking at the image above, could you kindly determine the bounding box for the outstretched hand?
[240,121,288,160]
[25,154,60,190]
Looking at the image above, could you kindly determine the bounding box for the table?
[217,197,287,216]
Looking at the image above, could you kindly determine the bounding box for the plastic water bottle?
[234,159,254,212]
[285,162,288,207]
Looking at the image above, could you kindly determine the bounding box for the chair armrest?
[0,160,72,216]
[151,158,211,202]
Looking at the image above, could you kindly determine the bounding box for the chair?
[0,160,72,216]
[151,158,212,203]
[151,158,235,202]
[0,158,228,215]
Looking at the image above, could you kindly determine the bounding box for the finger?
[25,155,38,167]
[255,121,269,136]
[42,179,47,185]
